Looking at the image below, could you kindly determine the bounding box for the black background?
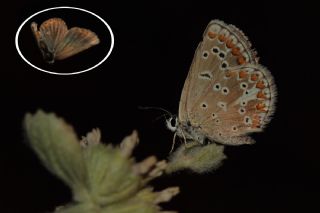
[1,0,319,212]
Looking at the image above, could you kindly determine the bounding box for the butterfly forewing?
[38,18,68,52]
[55,27,100,60]
[178,20,276,145]
[178,43,201,123]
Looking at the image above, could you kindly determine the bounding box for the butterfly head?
[166,115,179,132]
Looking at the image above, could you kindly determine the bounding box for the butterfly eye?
[166,117,178,132]
[170,117,177,127]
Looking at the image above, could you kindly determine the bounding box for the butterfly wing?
[55,27,100,60]
[179,20,258,123]
[200,64,276,145]
[31,18,68,63]
[178,20,276,145]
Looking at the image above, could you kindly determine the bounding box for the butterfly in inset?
[166,20,277,146]
[31,18,100,63]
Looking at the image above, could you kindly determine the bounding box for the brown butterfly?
[31,17,100,63]
[166,20,277,146]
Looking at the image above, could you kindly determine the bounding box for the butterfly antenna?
[138,106,173,116]
[138,106,174,124]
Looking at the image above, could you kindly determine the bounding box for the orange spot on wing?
[208,31,217,39]
[253,114,260,120]
[251,114,261,128]
[256,81,265,89]
[231,47,241,56]
[226,39,235,48]
[257,91,266,99]
[251,74,259,81]
[251,122,261,128]
[218,34,227,42]
[237,56,246,65]
[256,102,267,111]
[239,70,248,78]
[225,71,232,78]
[225,71,236,78]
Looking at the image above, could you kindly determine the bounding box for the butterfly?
[166,20,277,146]
[31,17,100,64]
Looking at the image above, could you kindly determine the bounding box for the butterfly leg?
[169,133,177,153]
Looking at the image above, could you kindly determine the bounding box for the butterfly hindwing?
[55,27,100,60]
[198,64,276,145]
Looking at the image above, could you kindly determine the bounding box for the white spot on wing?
[209,24,221,33]
[202,50,209,59]
[244,116,252,125]
[211,46,220,54]
[238,107,246,115]
[198,71,213,80]
[240,82,248,89]
[220,29,230,37]
[221,87,229,95]
[217,101,227,111]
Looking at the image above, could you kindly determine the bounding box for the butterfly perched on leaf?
[31,17,100,63]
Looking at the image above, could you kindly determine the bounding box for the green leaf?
[82,144,141,206]
[24,110,89,202]
[166,143,226,173]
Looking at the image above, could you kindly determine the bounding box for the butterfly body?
[38,40,55,63]
[31,18,100,63]
[168,20,277,146]
[167,117,207,144]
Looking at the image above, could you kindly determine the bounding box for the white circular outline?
[15,6,114,75]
